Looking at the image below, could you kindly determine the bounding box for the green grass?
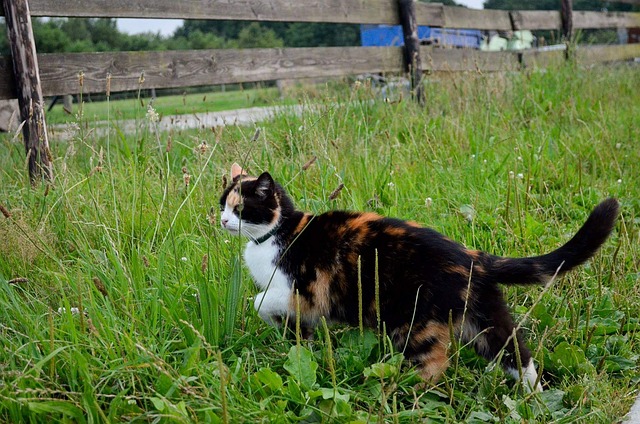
[1,63,639,423]
[45,85,285,125]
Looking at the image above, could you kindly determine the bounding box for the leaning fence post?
[398,0,425,105]
[3,0,53,184]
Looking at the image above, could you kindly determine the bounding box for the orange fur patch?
[411,322,449,348]
[226,188,242,208]
[384,226,408,237]
[290,268,333,323]
[294,213,313,235]
[418,343,450,382]
[467,249,481,260]
[472,263,486,276]
[445,264,471,278]
[347,213,381,232]
[411,322,451,382]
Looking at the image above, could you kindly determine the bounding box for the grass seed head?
[329,183,344,200]
[8,277,28,285]
[106,73,112,97]
[302,156,317,171]
[0,204,10,218]
[92,277,108,297]
[201,254,208,274]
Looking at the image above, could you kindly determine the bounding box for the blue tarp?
[361,25,482,49]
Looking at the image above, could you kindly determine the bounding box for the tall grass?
[1,63,639,422]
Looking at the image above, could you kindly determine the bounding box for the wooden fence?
[1,0,640,182]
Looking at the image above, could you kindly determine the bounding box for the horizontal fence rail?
[1,43,639,99]
[1,1,639,29]
[0,47,405,98]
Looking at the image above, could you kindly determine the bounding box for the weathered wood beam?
[561,0,574,41]
[1,0,638,29]
[3,0,52,183]
[573,10,640,29]
[443,6,512,30]
[0,42,637,102]
[0,0,401,24]
[421,47,521,72]
[510,11,562,31]
[0,47,404,99]
[398,0,424,104]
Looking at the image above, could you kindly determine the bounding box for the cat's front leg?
[254,290,315,340]
[254,290,291,326]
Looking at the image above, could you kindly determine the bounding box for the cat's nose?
[221,218,228,227]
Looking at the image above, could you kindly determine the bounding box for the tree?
[233,23,284,48]
[32,19,72,53]
[175,20,358,48]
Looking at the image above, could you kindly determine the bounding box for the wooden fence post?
[561,0,574,60]
[3,0,53,184]
[398,0,425,105]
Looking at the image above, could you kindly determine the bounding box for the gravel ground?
[48,104,305,140]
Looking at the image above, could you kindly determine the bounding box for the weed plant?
[0,63,639,422]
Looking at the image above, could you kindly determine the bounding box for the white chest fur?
[244,240,288,290]
[244,240,292,323]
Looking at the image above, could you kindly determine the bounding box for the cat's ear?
[255,172,275,199]
[230,163,247,180]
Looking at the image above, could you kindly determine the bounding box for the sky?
[116,19,184,36]
[116,0,485,36]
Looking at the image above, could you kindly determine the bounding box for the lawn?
[1,64,639,422]
[45,85,285,126]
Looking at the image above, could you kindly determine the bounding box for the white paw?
[507,361,543,393]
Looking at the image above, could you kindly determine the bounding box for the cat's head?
[219,163,282,242]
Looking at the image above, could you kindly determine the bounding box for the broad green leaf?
[318,387,350,402]
[363,361,397,379]
[284,345,317,390]
[502,395,522,421]
[149,397,166,411]
[547,342,595,376]
[467,410,497,423]
[538,389,566,413]
[28,401,86,422]
[252,367,284,393]
[339,328,378,360]
[286,375,305,403]
[602,355,638,372]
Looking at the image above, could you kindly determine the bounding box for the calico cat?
[219,163,619,392]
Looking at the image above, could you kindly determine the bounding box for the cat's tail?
[486,198,619,286]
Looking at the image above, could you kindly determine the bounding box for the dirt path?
[48,104,305,140]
